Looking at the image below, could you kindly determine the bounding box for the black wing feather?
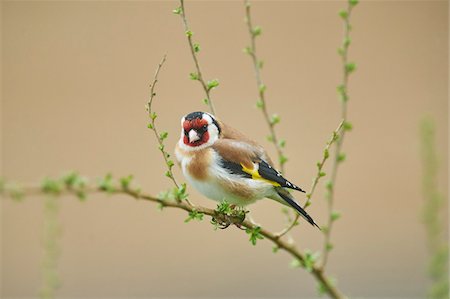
[276,189,320,229]
[257,160,305,192]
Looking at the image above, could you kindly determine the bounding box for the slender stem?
[276,120,344,238]
[146,55,178,189]
[146,55,193,206]
[179,0,217,116]
[244,0,286,173]
[321,1,355,269]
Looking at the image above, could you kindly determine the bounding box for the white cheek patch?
[202,113,213,124]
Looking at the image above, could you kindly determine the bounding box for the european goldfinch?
[175,111,319,228]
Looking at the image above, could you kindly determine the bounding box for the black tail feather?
[277,190,320,230]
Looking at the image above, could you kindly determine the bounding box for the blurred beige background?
[1,0,448,298]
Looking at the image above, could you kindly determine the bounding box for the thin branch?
[276,120,344,238]
[321,0,357,269]
[178,0,217,115]
[146,55,178,188]
[146,55,193,206]
[0,179,344,299]
[244,0,286,172]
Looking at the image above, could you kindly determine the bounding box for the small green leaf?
[343,36,351,48]
[259,84,266,93]
[256,99,264,109]
[339,10,348,19]
[119,175,133,190]
[331,211,341,221]
[272,246,279,253]
[193,43,200,53]
[165,170,172,178]
[290,258,302,268]
[343,121,353,131]
[266,135,274,143]
[337,47,345,56]
[206,79,220,91]
[324,148,329,159]
[185,210,204,223]
[258,60,264,69]
[246,226,264,245]
[336,84,345,95]
[243,46,253,55]
[270,114,281,125]
[41,178,63,195]
[279,155,288,165]
[349,0,359,6]
[189,72,199,80]
[252,26,262,37]
[278,139,286,148]
[172,6,182,15]
[216,200,233,215]
[98,173,115,193]
[326,242,334,251]
[337,153,346,162]
[319,171,326,177]
[166,160,175,168]
[325,180,333,191]
[203,98,209,105]
[147,123,153,129]
[345,62,357,73]
[159,131,169,140]
[185,30,193,37]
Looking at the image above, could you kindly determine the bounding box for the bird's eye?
[184,130,189,136]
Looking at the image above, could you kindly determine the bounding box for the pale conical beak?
[188,130,200,143]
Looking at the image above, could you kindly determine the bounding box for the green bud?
[266,135,274,142]
[337,47,345,56]
[349,0,359,6]
[324,148,329,159]
[172,7,182,15]
[167,160,174,167]
[331,211,341,221]
[345,62,357,73]
[189,72,199,81]
[278,139,286,148]
[256,100,264,109]
[203,98,209,105]
[270,114,281,125]
[319,171,326,177]
[193,43,200,53]
[326,242,334,251]
[147,123,153,129]
[159,131,168,140]
[325,180,333,191]
[185,30,193,37]
[336,84,346,94]
[337,153,346,162]
[252,26,262,37]
[258,60,264,69]
[343,121,353,131]
[259,84,266,93]
[279,155,288,165]
[206,79,220,91]
[165,171,172,178]
[339,10,348,19]
[343,36,351,48]
[243,46,253,55]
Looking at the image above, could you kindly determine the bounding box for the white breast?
[176,143,273,206]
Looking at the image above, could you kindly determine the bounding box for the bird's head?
[180,111,221,149]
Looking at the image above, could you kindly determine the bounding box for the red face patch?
[183,118,210,147]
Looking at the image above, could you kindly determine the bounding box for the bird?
[175,111,319,228]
